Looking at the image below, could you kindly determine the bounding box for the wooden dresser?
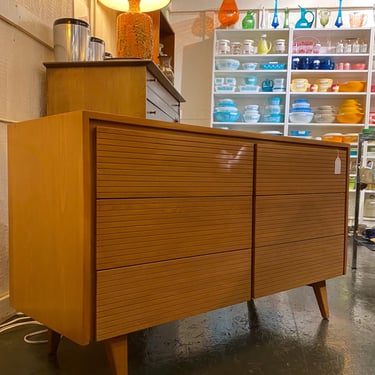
[44,60,185,122]
[8,111,349,374]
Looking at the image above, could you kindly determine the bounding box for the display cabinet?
[211,27,373,136]
[211,27,375,225]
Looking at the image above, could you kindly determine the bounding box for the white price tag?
[334,155,341,175]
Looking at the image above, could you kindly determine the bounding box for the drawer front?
[255,193,346,247]
[96,126,254,198]
[256,143,348,195]
[96,249,251,341]
[253,236,345,298]
[146,99,177,122]
[97,196,252,269]
[146,72,180,121]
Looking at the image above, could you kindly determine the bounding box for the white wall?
[0,0,87,322]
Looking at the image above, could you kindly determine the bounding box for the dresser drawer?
[256,144,348,195]
[146,72,180,121]
[96,196,252,269]
[96,249,251,341]
[146,99,177,122]
[255,193,346,247]
[96,126,254,198]
[253,236,345,298]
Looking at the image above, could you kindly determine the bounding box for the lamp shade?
[98,0,171,12]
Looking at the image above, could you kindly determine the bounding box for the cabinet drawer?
[253,236,345,298]
[96,196,252,269]
[256,144,348,195]
[146,99,176,122]
[96,249,251,341]
[96,126,254,198]
[146,72,180,121]
[255,193,346,247]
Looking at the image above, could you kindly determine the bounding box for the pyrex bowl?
[215,59,240,70]
[239,85,260,92]
[291,107,312,112]
[214,110,240,122]
[339,81,366,92]
[289,111,314,123]
[290,130,311,137]
[336,112,364,124]
[243,112,261,123]
[217,98,236,107]
[314,113,336,123]
[242,62,257,70]
[215,85,236,92]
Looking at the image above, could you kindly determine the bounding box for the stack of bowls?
[289,99,314,123]
[336,99,364,124]
[263,97,283,123]
[314,105,336,123]
[213,98,240,122]
[243,104,261,123]
[239,75,261,92]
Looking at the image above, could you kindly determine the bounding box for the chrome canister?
[88,37,105,61]
[53,18,90,61]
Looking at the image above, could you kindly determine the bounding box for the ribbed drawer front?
[256,144,348,195]
[97,196,251,270]
[96,249,251,341]
[255,193,346,247]
[253,236,345,298]
[96,126,254,198]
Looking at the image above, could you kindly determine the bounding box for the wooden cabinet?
[44,60,184,122]
[8,111,349,375]
[253,143,348,298]
[148,10,175,68]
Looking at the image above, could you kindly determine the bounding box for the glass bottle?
[283,7,289,28]
[218,0,239,28]
[159,55,174,83]
[158,44,174,83]
[242,10,255,29]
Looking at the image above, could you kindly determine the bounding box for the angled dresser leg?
[105,335,128,375]
[310,280,329,320]
[48,329,62,355]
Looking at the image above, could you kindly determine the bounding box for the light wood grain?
[256,143,348,195]
[96,197,252,269]
[253,236,345,298]
[255,193,346,247]
[8,112,93,345]
[46,66,147,118]
[96,249,251,341]
[96,125,254,198]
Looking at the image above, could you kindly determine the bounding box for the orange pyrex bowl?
[339,81,366,92]
[336,112,364,124]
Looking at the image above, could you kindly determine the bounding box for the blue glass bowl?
[216,59,240,71]
[214,110,240,122]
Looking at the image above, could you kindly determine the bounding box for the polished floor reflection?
[1,243,375,375]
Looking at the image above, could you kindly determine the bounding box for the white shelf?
[211,27,374,136]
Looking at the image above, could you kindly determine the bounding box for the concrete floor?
[1,242,374,375]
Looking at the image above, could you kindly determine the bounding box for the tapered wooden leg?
[310,280,329,320]
[105,335,128,375]
[48,329,61,355]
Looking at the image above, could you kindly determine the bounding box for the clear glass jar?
[230,41,242,55]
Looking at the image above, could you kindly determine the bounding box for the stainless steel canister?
[53,18,90,62]
[88,37,105,61]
